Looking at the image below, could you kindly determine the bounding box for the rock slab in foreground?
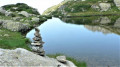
[0,48,76,67]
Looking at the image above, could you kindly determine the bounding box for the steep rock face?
[0,48,76,67]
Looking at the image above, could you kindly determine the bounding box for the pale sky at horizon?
[0,0,64,14]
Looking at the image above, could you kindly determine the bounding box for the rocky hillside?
[0,48,76,67]
[43,0,120,17]
[0,3,48,32]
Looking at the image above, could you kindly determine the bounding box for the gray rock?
[0,52,3,56]
[24,19,32,23]
[31,43,42,46]
[84,25,112,34]
[33,37,41,41]
[12,7,18,10]
[114,18,120,28]
[56,56,67,63]
[91,4,100,11]
[0,7,6,14]
[100,17,111,24]
[13,17,22,21]
[18,11,30,17]
[5,11,13,16]
[4,34,9,37]
[2,21,29,32]
[114,0,120,8]
[0,20,3,25]
[99,3,111,11]
[31,17,40,22]
[0,48,76,67]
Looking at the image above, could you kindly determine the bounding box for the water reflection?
[27,17,120,67]
[61,16,120,35]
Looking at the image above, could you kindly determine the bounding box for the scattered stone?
[56,56,67,63]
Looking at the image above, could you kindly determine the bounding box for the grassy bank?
[47,54,87,67]
[0,28,30,50]
[67,12,120,17]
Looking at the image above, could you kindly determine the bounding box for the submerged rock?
[0,48,76,67]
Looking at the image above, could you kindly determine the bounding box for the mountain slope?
[43,0,120,17]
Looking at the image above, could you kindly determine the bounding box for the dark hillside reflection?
[61,16,120,35]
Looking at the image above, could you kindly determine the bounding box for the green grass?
[0,29,31,50]
[47,54,87,67]
[68,12,120,17]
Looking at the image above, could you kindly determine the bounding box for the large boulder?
[99,3,111,11]
[0,48,76,67]
[2,21,29,32]
[114,0,120,8]
[18,11,30,17]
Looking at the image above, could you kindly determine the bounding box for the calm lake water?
[26,17,120,67]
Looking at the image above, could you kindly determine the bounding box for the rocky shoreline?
[0,48,76,67]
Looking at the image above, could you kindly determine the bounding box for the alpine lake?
[24,16,120,67]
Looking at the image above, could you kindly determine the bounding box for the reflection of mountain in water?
[61,16,120,35]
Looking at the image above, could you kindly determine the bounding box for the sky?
[0,0,64,14]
